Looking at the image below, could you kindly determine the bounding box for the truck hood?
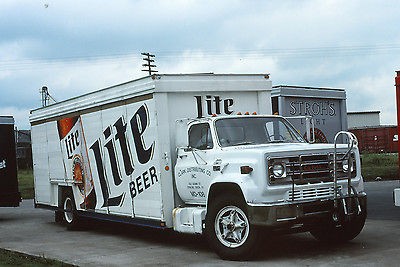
[221,142,351,155]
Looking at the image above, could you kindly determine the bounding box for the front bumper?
[247,193,367,229]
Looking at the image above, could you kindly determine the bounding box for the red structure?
[396,71,400,165]
[350,126,398,153]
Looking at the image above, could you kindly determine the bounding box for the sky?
[1,0,400,129]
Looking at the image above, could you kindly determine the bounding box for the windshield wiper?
[269,140,286,143]
[232,141,254,146]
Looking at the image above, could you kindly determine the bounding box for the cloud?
[344,72,397,125]
[1,0,400,129]
[0,106,30,129]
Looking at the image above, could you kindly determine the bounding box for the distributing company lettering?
[89,104,157,208]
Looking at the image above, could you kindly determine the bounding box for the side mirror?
[305,117,315,143]
[184,147,193,152]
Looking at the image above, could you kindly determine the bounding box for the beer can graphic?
[57,116,96,209]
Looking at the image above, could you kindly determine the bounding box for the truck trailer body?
[30,74,366,260]
[272,85,348,143]
[0,116,21,207]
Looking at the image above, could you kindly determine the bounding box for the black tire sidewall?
[205,195,258,260]
[63,190,80,230]
[310,211,366,243]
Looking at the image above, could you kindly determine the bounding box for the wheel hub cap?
[215,205,250,248]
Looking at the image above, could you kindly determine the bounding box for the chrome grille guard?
[333,131,362,219]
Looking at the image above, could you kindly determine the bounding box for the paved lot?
[1,181,400,266]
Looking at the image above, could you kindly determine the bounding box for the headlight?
[342,159,354,172]
[272,162,286,178]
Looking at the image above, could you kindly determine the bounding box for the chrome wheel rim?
[214,205,249,248]
[63,197,74,224]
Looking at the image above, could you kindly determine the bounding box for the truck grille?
[268,153,356,185]
[288,186,342,201]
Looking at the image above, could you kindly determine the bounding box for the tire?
[310,210,366,243]
[54,210,63,223]
[205,195,258,260]
[62,190,80,230]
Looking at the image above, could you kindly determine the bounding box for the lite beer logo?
[63,124,80,159]
[57,117,96,209]
[0,159,5,170]
[89,104,158,208]
[195,95,234,118]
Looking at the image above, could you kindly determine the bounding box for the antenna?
[141,52,158,75]
[40,86,57,107]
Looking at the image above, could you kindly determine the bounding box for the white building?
[347,111,380,129]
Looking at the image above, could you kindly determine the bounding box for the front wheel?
[205,195,258,260]
[310,211,366,243]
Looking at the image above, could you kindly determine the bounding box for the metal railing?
[333,131,362,220]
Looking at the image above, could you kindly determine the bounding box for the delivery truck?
[30,74,367,260]
[0,116,21,207]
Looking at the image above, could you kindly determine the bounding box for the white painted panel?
[32,123,52,205]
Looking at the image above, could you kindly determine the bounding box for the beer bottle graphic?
[57,116,96,209]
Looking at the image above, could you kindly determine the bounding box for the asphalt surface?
[1,181,400,266]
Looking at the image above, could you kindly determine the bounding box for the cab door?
[175,123,215,205]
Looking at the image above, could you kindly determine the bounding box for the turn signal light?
[240,165,253,174]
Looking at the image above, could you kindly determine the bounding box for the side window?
[189,123,213,150]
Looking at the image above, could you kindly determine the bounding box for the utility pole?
[40,86,56,107]
[141,52,158,75]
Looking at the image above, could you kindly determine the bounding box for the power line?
[1,44,400,71]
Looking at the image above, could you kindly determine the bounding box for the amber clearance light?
[240,165,253,174]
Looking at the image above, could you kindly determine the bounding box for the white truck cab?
[173,114,366,259]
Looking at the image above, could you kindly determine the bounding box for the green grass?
[0,248,74,266]
[361,153,399,181]
[17,169,34,199]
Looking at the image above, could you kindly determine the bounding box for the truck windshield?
[215,117,305,147]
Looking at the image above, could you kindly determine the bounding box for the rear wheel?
[62,190,80,230]
[205,195,258,260]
